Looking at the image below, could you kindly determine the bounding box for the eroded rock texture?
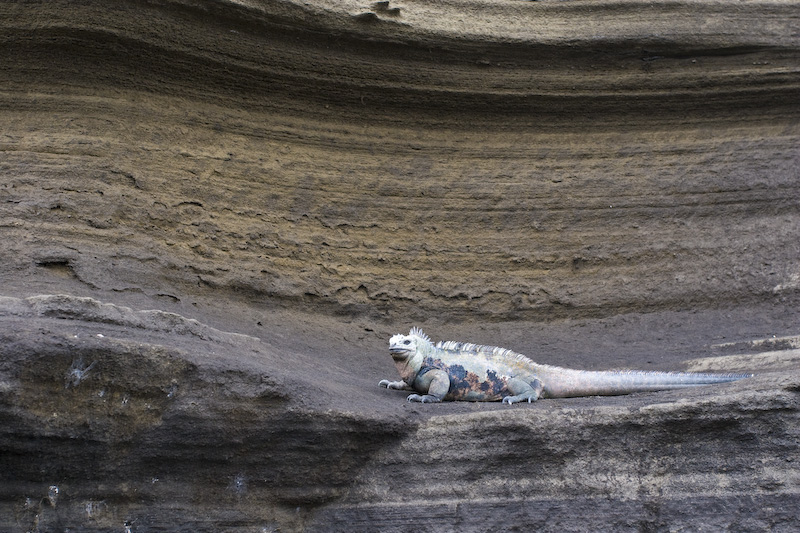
[1,0,799,531]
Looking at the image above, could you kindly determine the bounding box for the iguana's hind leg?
[502,377,544,404]
[407,369,450,403]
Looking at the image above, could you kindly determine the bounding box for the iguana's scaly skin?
[379,328,752,404]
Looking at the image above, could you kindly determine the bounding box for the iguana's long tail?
[536,366,752,399]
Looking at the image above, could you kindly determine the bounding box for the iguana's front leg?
[379,379,413,391]
[407,369,450,403]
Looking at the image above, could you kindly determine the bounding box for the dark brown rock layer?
[1,0,799,530]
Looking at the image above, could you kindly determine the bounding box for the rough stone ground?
[1,0,799,531]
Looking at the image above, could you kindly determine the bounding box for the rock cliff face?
[1,0,799,531]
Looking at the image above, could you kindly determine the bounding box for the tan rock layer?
[1,0,799,320]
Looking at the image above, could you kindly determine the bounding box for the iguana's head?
[388,327,431,384]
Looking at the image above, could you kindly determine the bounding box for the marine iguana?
[379,327,752,404]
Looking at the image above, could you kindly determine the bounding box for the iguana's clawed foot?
[407,394,441,403]
[502,378,542,404]
[379,379,410,390]
[501,392,539,404]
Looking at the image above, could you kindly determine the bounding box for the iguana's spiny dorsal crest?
[436,340,534,367]
[380,328,753,404]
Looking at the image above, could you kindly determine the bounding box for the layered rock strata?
[1,0,798,319]
[1,0,799,530]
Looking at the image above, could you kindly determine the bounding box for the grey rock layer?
[2,295,798,532]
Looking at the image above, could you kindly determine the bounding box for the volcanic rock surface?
[1,0,799,531]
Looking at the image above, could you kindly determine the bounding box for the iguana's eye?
[403,340,411,345]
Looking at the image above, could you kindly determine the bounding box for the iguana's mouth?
[389,348,409,360]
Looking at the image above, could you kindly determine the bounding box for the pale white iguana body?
[379,328,752,404]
